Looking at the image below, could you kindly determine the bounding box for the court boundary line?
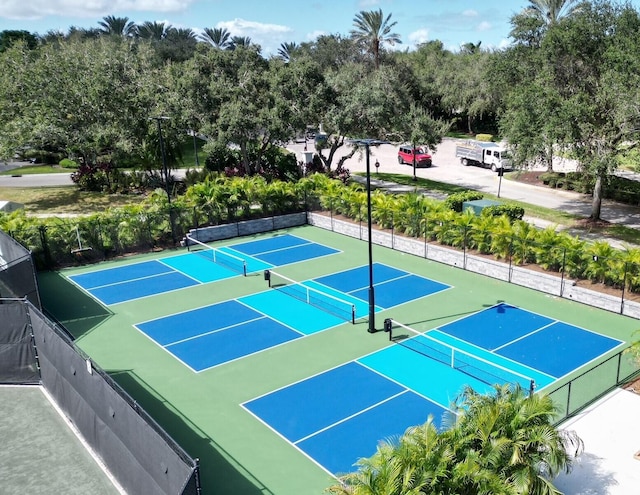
[157,256,225,284]
[133,297,310,373]
[491,321,558,352]
[132,323,202,374]
[428,329,556,383]
[431,303,628,387]
[533,339,628,386]
[105,277,202,306]
[164,315,269,347]
[474,302,626,345]
[242,286,355,332]
[293,389,410,444]
[133,312,306,374]
[240,361,454,478]
[229,233,337,257]
[68,267,201,307]
[240,400,338,478]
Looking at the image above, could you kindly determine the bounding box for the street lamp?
[348,138,390,333]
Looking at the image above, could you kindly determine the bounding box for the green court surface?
[0,386,121,495]
[37,225,640,494]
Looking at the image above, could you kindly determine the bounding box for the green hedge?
[444,191,484,212]
[482,204,525,222]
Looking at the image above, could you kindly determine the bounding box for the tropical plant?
[510,220,538,265]
[330,385,582,494]
[523,0,585,25]
[98,16,136,37]
[277,42,299,62]
[370,189,397,229]
[199,27,231,48]
[583,240,620,285]
[228,35,253,50]
[136,21,170,40]
[350,8,402,69]
[446,384,583,495]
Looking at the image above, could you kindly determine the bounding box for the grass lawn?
[0,187,144,215]
[0,164,73,175]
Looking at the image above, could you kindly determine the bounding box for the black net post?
[529,379,536,397]
[264,269,271,287]
[384,318,393,340]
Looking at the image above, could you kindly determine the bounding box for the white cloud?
[216,18,294,56]
[408,28,429,46]
[477,21,492,32]
[1,0,195,20]
[461,9,479,18]
[306,30,326,42]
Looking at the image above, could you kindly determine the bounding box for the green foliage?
[481,204,525,222]
[330,383,582,494]
[444,190,484,212]
[59,158,78,169]
[475,133,493,142]
[203,141,239,173]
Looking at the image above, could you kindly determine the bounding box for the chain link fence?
[0,229,201,495]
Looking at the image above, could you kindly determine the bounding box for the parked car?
[397,145,432,168]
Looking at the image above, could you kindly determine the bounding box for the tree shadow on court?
[109,369,275,495]
[37,271,113,339]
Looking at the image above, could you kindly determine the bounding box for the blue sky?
[1,0,639,56]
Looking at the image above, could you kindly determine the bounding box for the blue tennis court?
[243,361,448,475]
[134,263,450,370]
[228,234,340,266]
[243,301,624,476]
[68,234,340,305]
[135,300,303,371]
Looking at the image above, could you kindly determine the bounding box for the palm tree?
[228,35,252,50]
[199,27,231,49]
[168,27,197,42]
[350,8,401,69]
[447,384,583,495]
[98,15,136,37]
[461,40,482,54]
[136,21,170,41]
[277,42,298,62]
[523,0,584,25]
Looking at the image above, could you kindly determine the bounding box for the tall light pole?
[191,130,200,168]
[149,116,175,244]
[349,138,389,333]
[149,116,171,203]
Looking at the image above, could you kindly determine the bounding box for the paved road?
[288,138,640,230]
[4,141,640,230]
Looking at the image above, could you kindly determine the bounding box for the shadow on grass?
[109,370,274,495]
[37,270,112,339]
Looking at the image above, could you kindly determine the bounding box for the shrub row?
[2,173,639,294]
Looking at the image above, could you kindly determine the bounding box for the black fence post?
[38,225,54,269]
[620,262,628,315]
[508,236,514,283]
[560,247,567,297]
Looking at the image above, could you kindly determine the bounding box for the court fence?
[307,209,640,320]
[0,228,201,495]
[546,348,640,424]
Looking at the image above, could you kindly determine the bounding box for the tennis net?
[385,319,535,393]
[186,234,247,276]
[266,270,356,324]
